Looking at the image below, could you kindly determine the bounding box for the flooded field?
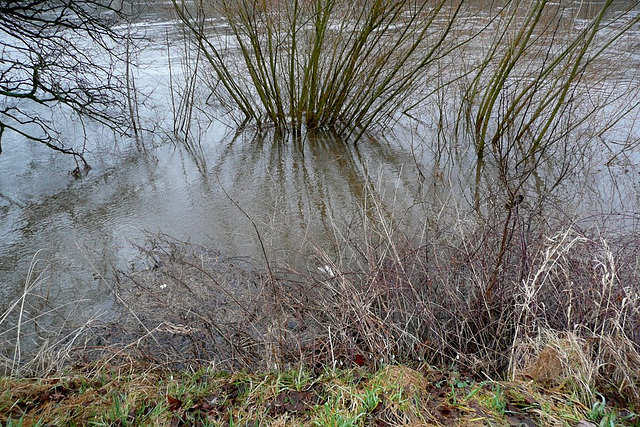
[1,0,639,372]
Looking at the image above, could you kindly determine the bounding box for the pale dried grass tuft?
[0,252,97,378]
[509,229,640,406]
[516,331,596,404]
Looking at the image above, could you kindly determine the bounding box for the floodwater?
[1,2,639,338]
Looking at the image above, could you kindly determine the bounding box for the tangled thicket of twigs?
[96,204,640,407]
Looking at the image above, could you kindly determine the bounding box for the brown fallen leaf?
[167,395,182,411]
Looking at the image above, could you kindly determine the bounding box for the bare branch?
[0,0,136,162]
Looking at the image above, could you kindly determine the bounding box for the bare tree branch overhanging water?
[0,0,135,166]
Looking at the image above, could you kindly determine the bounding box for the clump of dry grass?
[508,229,640,407]
[514,330,640,409]
[0,252,97,378]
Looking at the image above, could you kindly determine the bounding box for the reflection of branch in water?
[216,174,275,286]
[0,193,25,209]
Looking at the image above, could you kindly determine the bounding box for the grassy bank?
[2,362,637,426]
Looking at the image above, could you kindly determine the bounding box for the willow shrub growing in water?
[172,0,639,146]
[464,0,640,165]
[171,0,462,137]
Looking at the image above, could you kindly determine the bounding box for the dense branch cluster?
[0,0,132,164]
